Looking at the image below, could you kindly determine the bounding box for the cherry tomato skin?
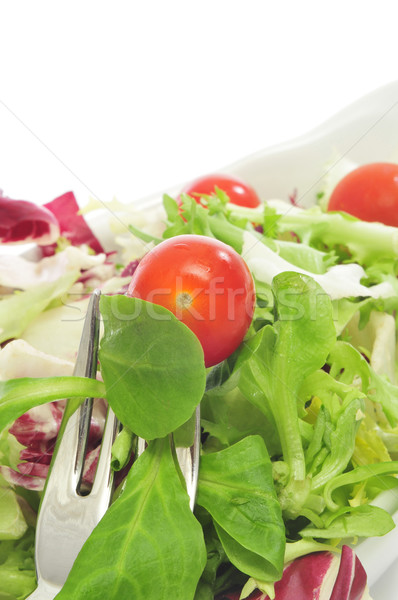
[181,174,261,208]
[328,163,398,227]
[126,235,255,367]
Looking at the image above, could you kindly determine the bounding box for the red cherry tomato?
[328,163,398,227]
[127,234,255,367]
[181,174,261,208]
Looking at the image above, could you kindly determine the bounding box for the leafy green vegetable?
[269,239,337,274]
[301,505,395,539]
[0,376,105,434]
[323,461,398,511]
[239,272,336,496]
[193,511,241,600]
[162,194,339,276]
[111,426,134,471]
[328,341,398,425]
[0,272,79,344]
[276,208,398,264]
[224,202,398,264]
[99,294,206,439]
[0,489,28,541]
[0,528,36,600]
[201,387,281,457]
[298,370,365,491]
[197,436,285,582]
[56,437,206,600]
[331,297,375,335]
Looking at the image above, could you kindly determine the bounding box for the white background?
[1,1,397,597]
[0,1,397,208]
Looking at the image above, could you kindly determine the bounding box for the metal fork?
[27,288,201,599]
[26,289,118,599]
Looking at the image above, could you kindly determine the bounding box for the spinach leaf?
[56,437,206,600]
[99,295,206,439]
[197,436,285,582]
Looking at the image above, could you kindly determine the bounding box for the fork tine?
[175,404,200,511]
[135,404,200,512]
[41,288,101,497]
[31,289,119,595]
[90,407,118,499]
[72,287,101,488]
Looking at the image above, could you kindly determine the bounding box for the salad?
[1,163,398,600]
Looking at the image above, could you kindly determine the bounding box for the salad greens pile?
[1,185,398,599]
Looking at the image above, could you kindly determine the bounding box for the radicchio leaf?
[330,545,369,600]
[43,191,104,255]
[9,402,64,446]
[6,398,105,491]
[0,465,45,491]
[0,192,60,245]
[217,547,371,600]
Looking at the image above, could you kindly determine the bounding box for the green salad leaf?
[0,376,105,434]
[239,272,336,489]
[301,504,395,539]
[0,272,79,344]
[56,437,206,600]
[197,436,285,583]
[0,528,36,600]
[99,294,206,439]
[0,489,28,541]
[219,201,398,264]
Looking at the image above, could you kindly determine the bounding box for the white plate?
[122,80,398,213]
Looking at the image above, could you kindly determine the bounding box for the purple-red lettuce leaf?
[43,191,104,255]
[0,192,59,245]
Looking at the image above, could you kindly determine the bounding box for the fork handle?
[26,580,60,600]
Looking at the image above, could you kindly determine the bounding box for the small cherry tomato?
[181,174,261,208]
[127,234,255,367]
[327,163,398,227]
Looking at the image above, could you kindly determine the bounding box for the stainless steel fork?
[27,288,201,599]
[27,289,119,599]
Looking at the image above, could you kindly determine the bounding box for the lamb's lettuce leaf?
[197,436,285,583]
[0,377,105,434]
[56,437,206,600]
[99,294,206,439]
